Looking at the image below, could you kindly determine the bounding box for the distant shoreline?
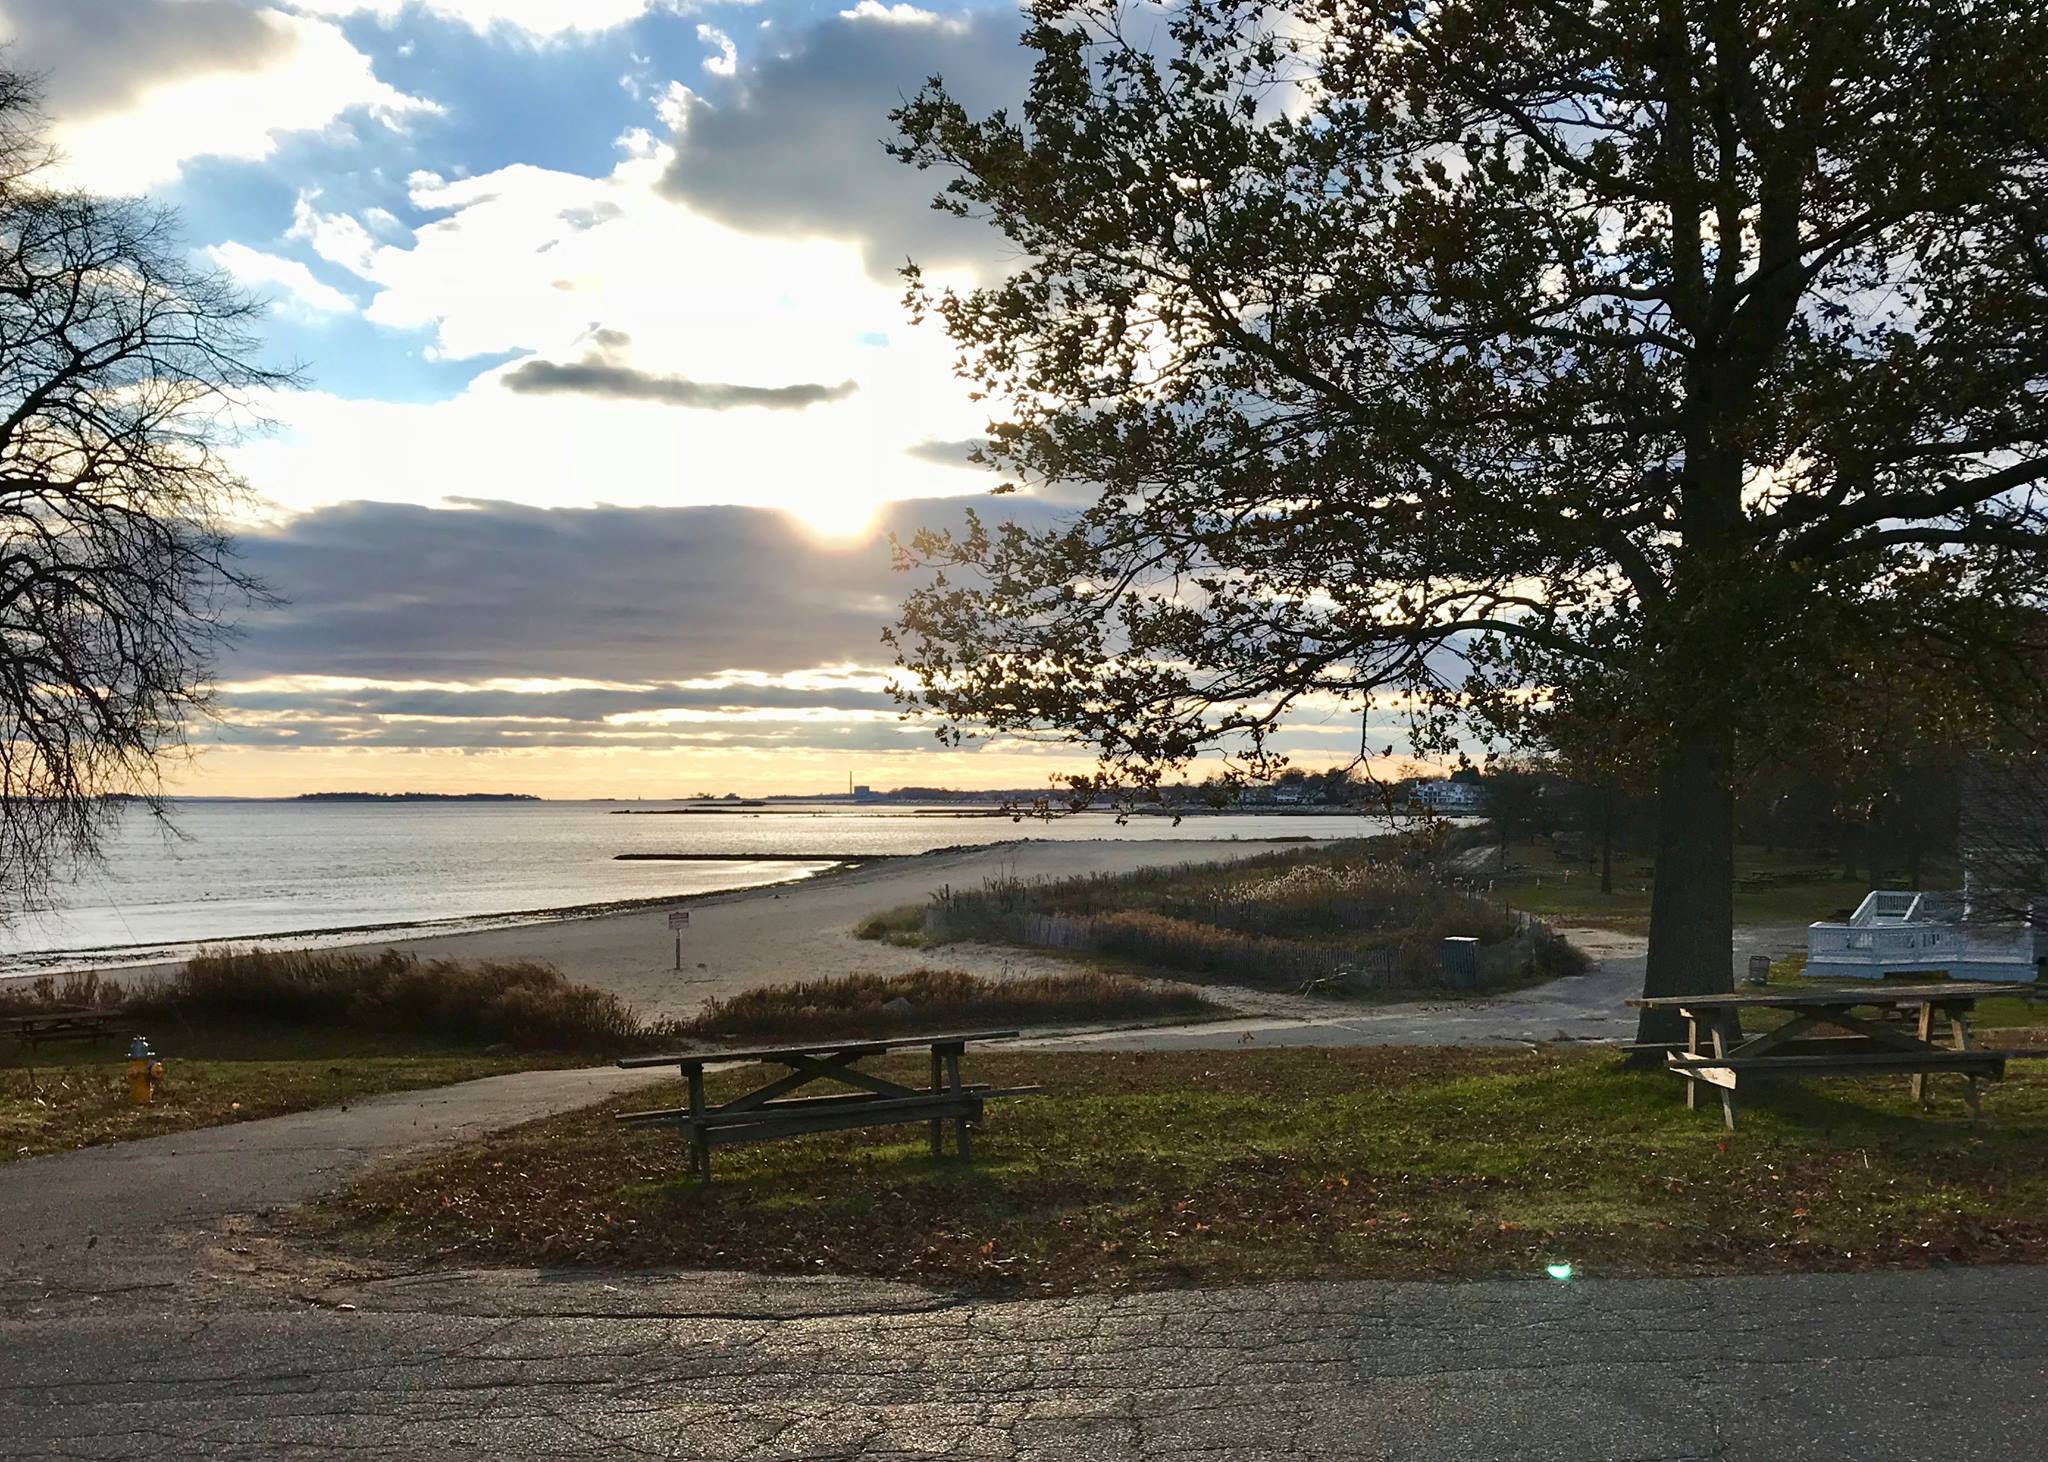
[612,852,899,862]
[293,792,541,802]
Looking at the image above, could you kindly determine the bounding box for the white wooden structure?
[1806,889,2042,983]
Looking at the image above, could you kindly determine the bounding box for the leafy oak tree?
[886,0,2048,1046]
[1,70,284,914]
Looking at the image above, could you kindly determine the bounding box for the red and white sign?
[667,909,691,931]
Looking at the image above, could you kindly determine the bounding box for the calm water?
[0,800,1386,972]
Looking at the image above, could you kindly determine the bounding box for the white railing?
[1853,890,1926,925]
[1809,891,2038,981]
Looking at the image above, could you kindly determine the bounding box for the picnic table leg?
[1711,1020,1736,1132]
[1949,1007,1983,1117]
[1684,1015,1698,1112]
[929,1048,945,1158]
[1913,1004,1936,1107]
[945,1049,971,1161]
[687,1066,710,1182]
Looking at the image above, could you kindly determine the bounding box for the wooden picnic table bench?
[1629,983,2032,1130]
[3,1006,118,1053]
[616,1030,1042,1180]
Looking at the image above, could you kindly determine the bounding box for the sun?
[786,493,882,542]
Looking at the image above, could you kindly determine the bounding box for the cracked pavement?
[3,1263,2045,1458]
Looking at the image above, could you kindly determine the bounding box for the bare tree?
[0,70,286,915]
[1962,753,2048,935]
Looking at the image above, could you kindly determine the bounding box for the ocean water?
[0,799,1387,972]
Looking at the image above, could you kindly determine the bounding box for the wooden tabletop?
[617,1029,1023,1070]
[1630,983,2034,1010]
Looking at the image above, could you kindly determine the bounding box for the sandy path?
[359,839,1306,1022]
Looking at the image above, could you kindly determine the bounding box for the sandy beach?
[350,838,1307,1022]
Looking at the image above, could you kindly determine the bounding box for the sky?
[0,0,1391,797]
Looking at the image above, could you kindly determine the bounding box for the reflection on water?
[1,800,1388,971]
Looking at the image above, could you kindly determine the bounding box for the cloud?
[696,24,737,78]
[658,6,1026,280]
[904,436,985,467]
[0,1,431,191]
[203,494,1075,760]
[202,241,357,315]
[233,160,999,533]
[292,1,656,37]
[501,357,858,410]
[226,495,1059,686]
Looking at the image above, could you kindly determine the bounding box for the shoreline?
[0,854,902,980]
[1,837,1309,983]
[8,838,1332,1013]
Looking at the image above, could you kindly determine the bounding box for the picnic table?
[4,1006,118,1054]
[1630,983,2029,1129]
[616,1030,1042,1180]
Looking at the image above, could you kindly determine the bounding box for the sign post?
[667,907,690,971]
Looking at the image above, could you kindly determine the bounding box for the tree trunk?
[1630,721,1737,1058]
[1599,785,1615,895]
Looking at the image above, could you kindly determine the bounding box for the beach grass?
[4,948,655,1055]
[856,841,1585,993]
[672,967,1221,1045]
[311,1040,2048,1295]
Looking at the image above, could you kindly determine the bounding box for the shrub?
[677,967,1214,1043]
[910,843,1582,992]
[100,948,656,1054]
[0,971,129,1014]
[852,906,929,947]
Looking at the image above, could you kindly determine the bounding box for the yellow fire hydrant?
[126,1036,165,1106]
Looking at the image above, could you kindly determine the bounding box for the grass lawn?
[1,1016,566,1163]
[1482,840,1929,933]
[311,1044,2048,1296]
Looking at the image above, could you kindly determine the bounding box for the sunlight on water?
[1,801,1391,972]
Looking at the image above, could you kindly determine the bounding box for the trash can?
[1441,937,1480,991]
[1745,954,1772,987]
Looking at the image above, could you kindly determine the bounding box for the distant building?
[852,784,876,800]
[1410,780,1484,815]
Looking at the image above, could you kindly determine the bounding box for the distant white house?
[1410,780,1485,815]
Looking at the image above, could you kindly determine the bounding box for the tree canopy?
[887,0,2048,1035]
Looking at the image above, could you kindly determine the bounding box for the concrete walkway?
[3,1263,2044,1458]
[1024,923,1813,1052]
[0,1064,663,1293]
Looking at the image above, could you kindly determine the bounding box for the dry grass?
[674,968,1219,1044]
[864,843,1585,992]
[313,1043,2048,1295]
[3,948,656,1055]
